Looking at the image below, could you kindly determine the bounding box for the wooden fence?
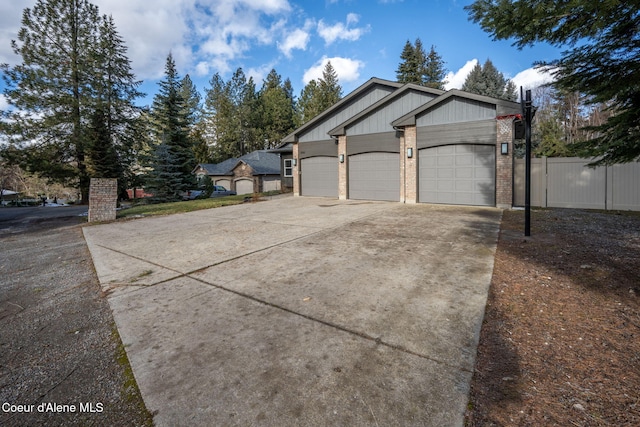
[514,157,640,211]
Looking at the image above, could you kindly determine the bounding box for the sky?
[0,0,559,109]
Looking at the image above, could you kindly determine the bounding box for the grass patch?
[117,194,248,219]
[112,325,155,426]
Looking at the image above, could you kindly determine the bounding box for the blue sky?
[0,0,559,108]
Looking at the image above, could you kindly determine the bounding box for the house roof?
[194,150,281,176]
[328,83,445,137]
[237,150,281,175]
[281,77,403,143]
[391,89,521,127]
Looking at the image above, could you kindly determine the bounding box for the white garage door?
[301,157,338,197]
[349,152,400,201]
[262,177,281,192]
[215,179,231,190]
[235,179,254,195]
[419,145,495,206]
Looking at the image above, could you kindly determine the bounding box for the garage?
[235,178,254,195]
[215,179,231,190]
[301,156,338,197]
[348,152,400,201]
[419,144,495,206]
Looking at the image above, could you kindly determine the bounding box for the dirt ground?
[466,208,640,426]
[0,214,153,427]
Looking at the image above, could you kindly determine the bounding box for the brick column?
[496,117,514,209]
[293,143,300,196]
[404,125,418,204]
[338,135,347,200]
[88,178,117,222]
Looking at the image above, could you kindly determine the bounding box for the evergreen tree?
[466,0,640,164]
[1,0,103,202]
[259,69,296,148]
[86,105,121,180]
[317,61,342,112]
[296,80,320,125]
[1,0,141,201]
[149,53,195,193]
[396,39,422,84]
[90,14,143,197]
[145,142,183,202]
[462,59,517,101]
[423,45,447,89]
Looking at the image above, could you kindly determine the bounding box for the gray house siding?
[346,132,399,155]
[347,90,438,136]
[298,86,396,142]
[298,140,338,159]
[416,119,496,149]
[416,97,496,127]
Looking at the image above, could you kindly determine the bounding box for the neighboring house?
[193,150,282,195]
[281,77,521,208]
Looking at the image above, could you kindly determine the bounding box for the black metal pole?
[524,89,532,237]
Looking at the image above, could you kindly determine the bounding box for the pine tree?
[461,59,517,101]
[259,69,296,148]
[145,142,183,202]
[296,80,320,125]
[466,0,640,164]
[396,40,422,84]
[86,105,121,179]
[1,0,103,202]
[423,45,447,89]
[317,61,342,112]
[149,54,195,193]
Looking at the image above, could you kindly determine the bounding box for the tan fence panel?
[514,158,546,207]
[608,163,640,210]
[546,158,606,209]
[514,157,640,211]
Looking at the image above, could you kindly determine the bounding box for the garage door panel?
[419,145,495,206]
[235,179,254,195]
[349,152,400,201]
[301,157,338,197]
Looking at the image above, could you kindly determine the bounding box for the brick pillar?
[88,178,117,222]
[404,125,418,204]
[496,117,514,209]
[338,135,347,200]
[399,131,406,203]
[293,143,300,196]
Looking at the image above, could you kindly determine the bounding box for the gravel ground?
[0,211,153,426]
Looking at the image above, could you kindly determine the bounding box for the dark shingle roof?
[195,150,281,176]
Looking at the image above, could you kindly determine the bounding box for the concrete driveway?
[83,196,501,426]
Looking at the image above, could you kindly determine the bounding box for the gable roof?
[282,77,402,143]
[392,89,521,127]
[328,83,445,137]
[194,150,280,176]
[236,150,281,175]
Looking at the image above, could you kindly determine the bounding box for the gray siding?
[348,152,400,201]
[416,97,496,127]
[417,119,496,149]
[348,91,438,135]
[298,140,338,159]
[298,86,395,142]
[300,156,338,197]
[346,132,399,155]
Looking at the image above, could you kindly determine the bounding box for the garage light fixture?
[407,147,413,158]
[339,154,345,163]
[292,158,297,166]
[501,143,509,155]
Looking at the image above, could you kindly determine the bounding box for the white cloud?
[278,20,314,58]
[303,56,365,85]
[0,94,8,111]
[317,13,370,45]
[511,67,555,91]
[444,59,478,90]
